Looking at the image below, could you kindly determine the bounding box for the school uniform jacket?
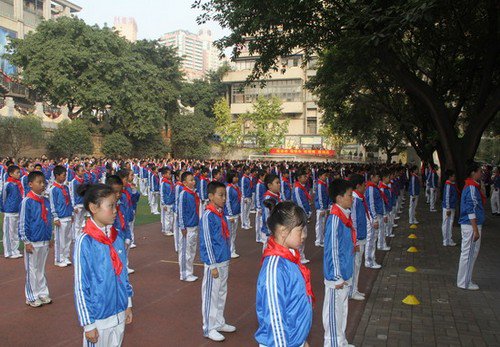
[241,175,253,199]
[114,203,132,241]
[409,175,420,196]
[261,193,280,236]
[160,180,175,206]
[324,210,354,285]
[73,223,133,332]
[293,184,311,215]
[18,194,53,243]
[49,184,74,220]
[1,181,23,213]
[124,185,140,213]
[280,179,292,201]
[427,171,439,189]
[70,178,85,206]
[178,190,199,229]
[149,173,160,192]
[442,182,459,210]
[21,174,31,197]
[224,185,241,217]
[119,193,134,223]
[173,183,184,213]
[458,185,485,226]
[351,193,368,241]
[255,181,266,211]
[199,209,231,267]
[314,180,329,210]
[365,185,384,218]
[255,255,313,347]
[198,177,209,201]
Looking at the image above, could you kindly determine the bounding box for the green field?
[0,197,159,254]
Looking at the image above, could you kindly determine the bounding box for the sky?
[75,0,229,41]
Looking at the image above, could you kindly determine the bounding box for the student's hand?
[383,216,388,223]
[355,245,360,252]
[85,329,99,344]
[49,240,54,248]
[373,221,379,229]
[181,229,187,236]
[25,243,34,254]
[473,230,480,242]
[125,307,133,324]
[71,216,74,223]
[54,220,61,227]
[163,206,168,211]
[211,268,219,279]
[446,210,451,217]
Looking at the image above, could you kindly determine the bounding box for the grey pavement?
[354,195,500,347]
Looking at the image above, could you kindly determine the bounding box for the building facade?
[113,16,137,43]
[159,29,225,81]
[222,48,325,150]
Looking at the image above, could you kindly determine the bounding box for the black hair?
[77,183,115,213]
[296,169,307,178]
[369,171,380,179]
[105,174,123,187]
[444,169,455,180]
[27,171,45,183]
[208,181,226,196]
[226,170,237,184]
[116,169,130,180]
[317,169,327,177]
[7,165,20,175]
[466,161,481,177]
[53,165,67,177]
[181,171,193,182]
[264,201,307,235]
[75,164,84,173]
[201,167,210,175]
[258,169,266,179]
[410,165,418,172]
[160,167,171,175]
[212,168,221,177]
[349,173,365,188]
[264,173,279,189]
[329,179,353,201]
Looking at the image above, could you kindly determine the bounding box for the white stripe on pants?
[241,198,252,229]
[54,217,73,263]
[409,196,418,224]
[73,205,85,240]
[491,188,499,214]
[178,226,198,280]
[350,239,366,296]
[83,321,125,347]
[255,209,263,242]
[3,213,20,257]
[228,217,239,255]
[441,209,455,246]
[24,243,49,301]
[161,205,173,234]
[139,178,147,196]
[429,188,437,210]
[202,264,229,336]
[364,222,378,267]
[377,215,388,249]
[457,224,482,289]
[129,216,135,244]
[173,212,179,252]
[323,283,349,347]
[299,225,308,261]
[315,210,327,245]
[150,192,159,214]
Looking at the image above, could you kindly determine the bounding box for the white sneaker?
[64,259,72,265]
[388,234,396,238]
[395,216,400,220]
[300,259,310,264]
[55,262,68,268]
[39,296,52,305]
[468,283,480,290]
[217,324,236,333]
[414,220,420,224]
[449,241,457,246]
[127,267,135,274]
[393,224,398,228]
[206,330,225,342]
[184,275,198,282]
[356,291,366,297]
[166,232,174,236]
[231,253,240,259]
[10,253,23,259]
[379,247,391,251]
[26,299,43,307]
[367,264,382,269]
[351,292,365,301]
[129,243,137,249]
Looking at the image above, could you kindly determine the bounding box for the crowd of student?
[0,156,498,347]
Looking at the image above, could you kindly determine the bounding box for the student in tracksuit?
[139,162,149,196]
[255,201,313,347]
[280,171,292,201]
[254,170,267,244]
[427,165,439,212]
[491,168,500,215]
[73,183,133,346]
[173,171,185,253]
[261,174,282,249]
[18,171,53,307]
[442,169,459,247]
[315,170,329,247]
[178,171,200,282]
[225,170,242,259]
[349,173,368,301]
[21,161,35,197]
[149,166,160,215]
[323,179,355,347]
[49,165,74,267]
[379,171,394,240]
[293,170,312,264]
[1,165,24,258]
[200,181,236,342]
[408,165,421,224]
[70,165,86,240]
[198,167,210,215]
[240,166,253,230]
[160,167,175,236]
[457,162,485,291]
[118,169,140,249]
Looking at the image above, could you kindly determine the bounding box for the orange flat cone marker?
[407,246,419,253]
[408,233,418,239]
[410,224,418,229]
[405,266,418,273]
[402,295,420,305]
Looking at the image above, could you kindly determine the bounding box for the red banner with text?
[270,148,336,157]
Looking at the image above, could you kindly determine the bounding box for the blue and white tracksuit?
[314,181,329,246]
[172,183,184,252]
[70,178,85,239]
[160,180,174,234]
[177,189,199,280]
[149,173,160,214]
[49,184,74,263]
[255,181,266,243]
[457,183,484,289]
[255,254,313,347]
[199,208,232,336]
[427,171,439,210]
[323,207,355,347]
[1,180,23,257]
[408,174,420,224]
[241,175,253,229]
[292,184,311,261]
[351,191,368,296]
[225,185,241,255]
[441,182,458,246]
[280,179,292,201]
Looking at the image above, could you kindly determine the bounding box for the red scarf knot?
[83,219,123,276]
[122,189,132,207]
[464,178,486,205]
[27,191,48,223]
[330,204,357,253]
[263,190,282,202]
[378,183,390,204]
[294,182,312,201]
[353,190,370,220]
[7,177,24,197]
[445,180,461,198]
[206,204,230,239]
[53,182,70,205]
[183,186,200,216]
[116,205,126,231]
[229,184,242,201]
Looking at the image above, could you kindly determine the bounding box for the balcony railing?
[0,72,31,99]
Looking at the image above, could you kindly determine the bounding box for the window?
[231,79,303,103]
[306,118,317,135]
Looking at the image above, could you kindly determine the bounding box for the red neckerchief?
[282,177,292,189]
[206,204,230,239]
[353,190,370,220]
[263,190,282,202]
[200,175,210,182]
[74,175,84,184]
[122,189,132,207]
[366,181,384,203]
[243,174,253,188]
[445,180,461,198]
[258,179,264,185]
[229,183,242,201]
[330,204,357,253]
[53,182,70,205]
[262,236,315,304]
[27,191,48,223]
[183,186,200,216]
[7,177,24,197]
[378,182,389,204]
[162,177,173,189]
[464,178,486,205]
[318,179,327,187]
[116,204,126,230]
[294,181,312,201]
[176,181,184,187]
[83,219,123,276]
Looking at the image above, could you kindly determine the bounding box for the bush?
[101,132,133,158]
[47,119,93,158]
[131,131,170,158]
[171,110,214,159]
[0,115,45,157]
